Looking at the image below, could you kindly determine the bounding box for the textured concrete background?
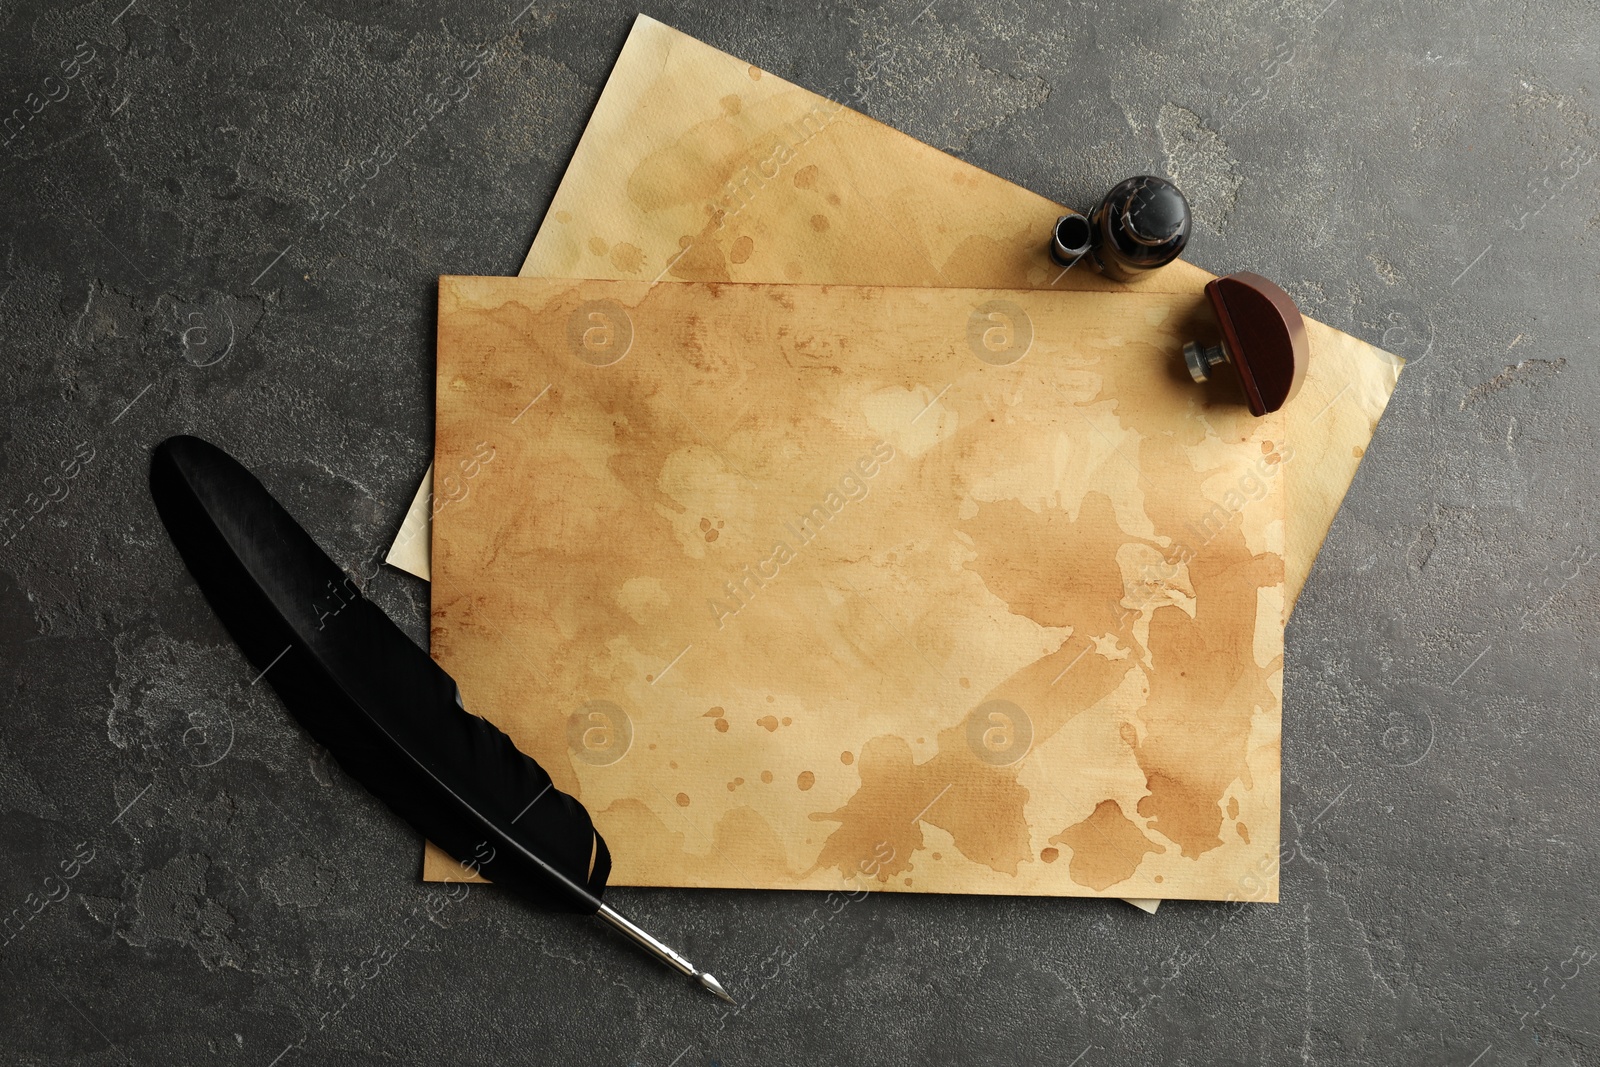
[1,0,1597,1063]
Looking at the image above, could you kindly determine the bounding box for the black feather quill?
[150,435,733,1002]
[149,434,611,906]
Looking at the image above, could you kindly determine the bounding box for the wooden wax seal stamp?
[1184,271,1309,416]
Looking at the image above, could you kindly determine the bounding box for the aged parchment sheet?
[428,276,1285,901]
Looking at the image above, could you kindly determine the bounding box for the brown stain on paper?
[610,242,645,273]
[1051,800,1163,891]
[1122,430,1284,862]
[1069,376,1279,874]
[810,734,1027,882]
[942,421,1277,876]
[811,634,1134,883]
[959,491,1129,633]
[668,219,733,282]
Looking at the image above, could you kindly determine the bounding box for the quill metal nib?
[697,971,737,1005]
[596,904,736,1004]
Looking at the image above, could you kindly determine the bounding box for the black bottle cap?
[1086,175,1191,280]
[1122,180,1188,246]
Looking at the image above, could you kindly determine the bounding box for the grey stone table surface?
[1,0,1597,1063]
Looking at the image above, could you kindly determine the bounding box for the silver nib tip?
[698,971,737,1005]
